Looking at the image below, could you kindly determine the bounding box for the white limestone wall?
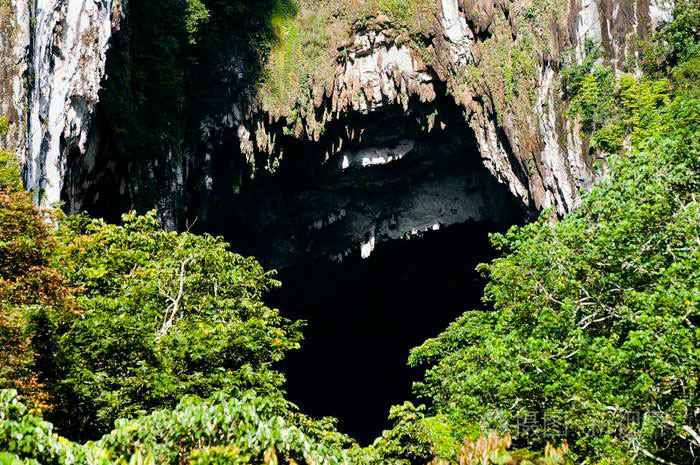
[25,0,122,206]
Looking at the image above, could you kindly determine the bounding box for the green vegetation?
[43,211,302,437]
[1,1,700,464]
[259,0,436,123]
[0,389,347,465]
[0,138,57,412]
[0,116,8,137]
[0,389,569,465]
[561,40,616,133]
[566,64,615,133]
[0,116,21,192]
[409,3,700,463]
[0,189,73,414]
[185,0,210,45]
[561,38,674,153]
[642,0,700,78]
[0,150,21,192]
[358,402,435,465]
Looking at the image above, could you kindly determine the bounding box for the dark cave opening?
[58,55,529,442]
[198,96,528,444]
[267,220,520,445]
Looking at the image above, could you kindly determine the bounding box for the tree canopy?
[409,2,700,463]
[42,211,303,437]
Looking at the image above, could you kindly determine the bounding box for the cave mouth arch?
[205,96,527,444]
[212,90,526,268]
[59,75,527,441]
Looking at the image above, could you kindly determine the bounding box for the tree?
[45,211,303,438]
[0,188,75,412]
[0,114,21,192]
[408,5,700,462]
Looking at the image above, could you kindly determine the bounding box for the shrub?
[429,433,570,465]
[0,116,9,137]
[0,389,347,465]
[358,402,435,465]
[95,392,346,465]
[642,0,700,77]
[0,389,87,465]
[0,149,21,191]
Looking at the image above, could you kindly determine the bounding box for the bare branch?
[155,257,192,343]
[682,425,700,449]
[635,443,678,465]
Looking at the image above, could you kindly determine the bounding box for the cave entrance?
[268,220,521,444]
[210,95,527,443]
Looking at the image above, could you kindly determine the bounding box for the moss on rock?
[258,0,438,123]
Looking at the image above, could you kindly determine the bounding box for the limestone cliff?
[233,0,673,216]
[0,0,122,206]
[0,0,30,161]
[0,0,677,264]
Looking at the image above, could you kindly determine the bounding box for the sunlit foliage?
[0,189,75,412]
[408,3,700,463]
[43,211,302,437]
[0,389,346,465]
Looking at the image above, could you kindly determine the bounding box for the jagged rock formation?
[235,0,673,216]
[221,101,522,267]
[0,0,122,206]
[1,0,676,264]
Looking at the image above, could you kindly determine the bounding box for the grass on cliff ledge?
[259,0,436,121]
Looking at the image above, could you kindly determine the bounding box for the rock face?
[2,0,675,264]
[201,0,671,264]
[0,0,122,206]
[0,0,31,158]
[235,0,673,217]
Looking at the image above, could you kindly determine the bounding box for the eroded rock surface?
[1,0,122,206]
[0,0,31,157]
[2,0,676,265]
[234,0,673,218]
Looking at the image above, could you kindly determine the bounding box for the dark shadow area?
[268,220,520,445]
[60,0,296,224]
[202,87,525,269]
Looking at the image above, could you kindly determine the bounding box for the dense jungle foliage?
[410,2,700,463]
[1,1,699,464]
